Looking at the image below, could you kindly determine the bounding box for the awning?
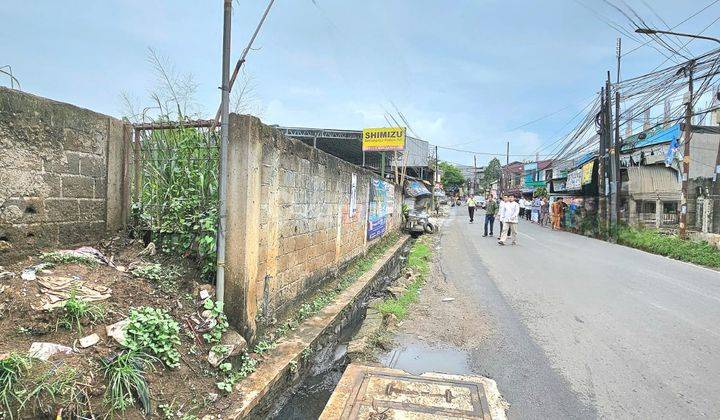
[626,165,680,201]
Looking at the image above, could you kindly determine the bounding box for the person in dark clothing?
[483,196,498,237]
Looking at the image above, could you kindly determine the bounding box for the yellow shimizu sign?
[362,127,406,151]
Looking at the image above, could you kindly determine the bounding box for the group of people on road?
[467,194,519,245]
[463,193,572,244]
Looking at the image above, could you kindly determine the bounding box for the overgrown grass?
[56,290,105,333]
[377,238,431,319]
[0,353,30,418]
[40,252,97,266]
[135,126,219,278]
[101,351,157,416]
[618,226,720,268]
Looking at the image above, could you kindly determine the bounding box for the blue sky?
[2,0,719,166]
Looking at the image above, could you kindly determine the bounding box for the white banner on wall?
[350,173,357,217]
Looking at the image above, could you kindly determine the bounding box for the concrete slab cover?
[321,364,507,420]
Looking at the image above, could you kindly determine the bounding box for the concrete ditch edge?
[226,234,412,419]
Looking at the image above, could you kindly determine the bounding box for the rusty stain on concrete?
[320,364,508,420]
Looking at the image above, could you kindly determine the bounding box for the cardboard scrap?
[36,276,111,311]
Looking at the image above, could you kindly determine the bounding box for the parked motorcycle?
[403,209,436,238]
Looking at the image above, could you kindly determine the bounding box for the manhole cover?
[320,364,506,419]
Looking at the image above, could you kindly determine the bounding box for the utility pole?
[598,87,607,227]
[434,145,439,214]
[680,61,695,239]
[216,0,232,304]
[607,72,618,229]
[614,39,622,229]
[473,155,477,194]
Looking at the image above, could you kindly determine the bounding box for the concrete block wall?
[224,114,401,342]
[0,87,128,261]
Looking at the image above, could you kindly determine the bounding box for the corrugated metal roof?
[622,124,680,152]
[626,165,680,200]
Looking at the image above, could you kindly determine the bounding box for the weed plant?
[125,307,181,368]
[101,351,157,416]
[56,290,105,333]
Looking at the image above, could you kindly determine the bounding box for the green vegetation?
[130,263,180,293]
[216,353,257,394]
[618,226,720,268]
[101,351,157,416]
[56,290,105,333]
[0,353,30,418]
[40,251,97,266]
[201,299,229,344]
[0,355,90,418]
[483,157,502,190]
[439,161,465,190]
[378,239,431,319]
[135,125,219,279]
[125,307,181,368]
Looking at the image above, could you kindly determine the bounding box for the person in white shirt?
[497,195,507,239]
[498,194,520,245]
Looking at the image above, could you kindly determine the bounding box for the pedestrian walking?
[467,195,477,223]
[540,197,549,227]
[497,195,507,239]
[518,197,526,218]
[498,195,520,245]
[483,195,498,237]
[551,197,565,230]
[524,197,532,220]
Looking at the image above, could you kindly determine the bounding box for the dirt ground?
[393,232,491,350]
[0,237,247,419]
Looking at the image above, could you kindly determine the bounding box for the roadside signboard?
[362,127,406,151]
[367,179,394,240]
[566,168,583,191]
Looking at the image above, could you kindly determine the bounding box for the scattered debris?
[384,313,399,329]
[208,345,233,367]
[387,285,406,298]
[28,342,74,361]
[0,270,14,281]
[21,268,37,281]
[106,318,130,346]
[115,265,126,272]
[36,276,111,310]
[442,297,455,302]
[138,242,156,257]
[221,329,248,357]
[79,333,100,348]
[199,289,210,301]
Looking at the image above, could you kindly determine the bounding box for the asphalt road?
[441,207,720,419]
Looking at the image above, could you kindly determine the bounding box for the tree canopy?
[483,158,502,188]
[439,162,465,190]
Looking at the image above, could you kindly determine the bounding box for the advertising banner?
[362,127,406,151]
[566,168,583,191]
[581,161,594,185]
[367,179,394,240]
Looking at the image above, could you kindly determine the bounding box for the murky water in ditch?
[379,333,476,376]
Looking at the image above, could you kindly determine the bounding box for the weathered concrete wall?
[0,88,128,261]
[225,114,402,342]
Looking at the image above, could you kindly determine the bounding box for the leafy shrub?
[216,354,257,394]
[135,126,219,278]
[130,263,179,293]
[40,252,97,266]
[125,307,181,368]
[618,226,720,268]
[201,299,228,344]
